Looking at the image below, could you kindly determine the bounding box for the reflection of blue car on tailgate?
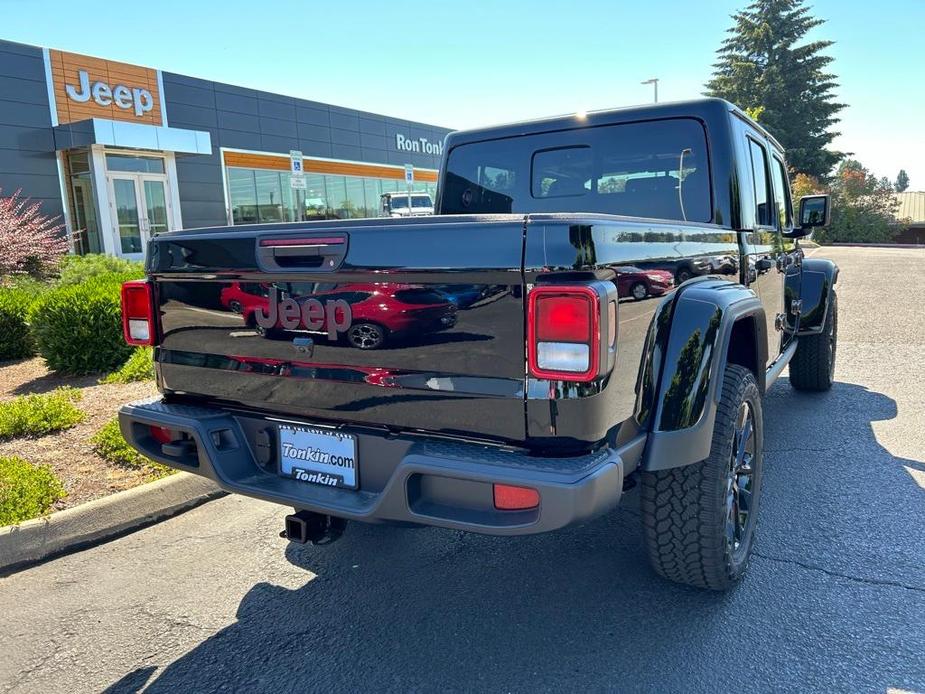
[434,285,484,309]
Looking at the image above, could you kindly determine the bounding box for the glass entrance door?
[107,174,172,257]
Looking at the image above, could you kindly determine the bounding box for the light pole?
[641,78,659,103]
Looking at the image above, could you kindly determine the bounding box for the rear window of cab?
[441,118,712,223]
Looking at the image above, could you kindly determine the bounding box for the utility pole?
[641,78,659,103]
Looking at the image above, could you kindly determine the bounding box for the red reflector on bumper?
[493,484,540,510]
[149,425,173,444]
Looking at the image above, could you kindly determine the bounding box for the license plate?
[278,425,358,489]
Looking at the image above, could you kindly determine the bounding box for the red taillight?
[527,286,600,382]
[493,484,540,510]
[535,295,592,342]
[121,280,155,346]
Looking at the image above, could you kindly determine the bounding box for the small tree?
[895,169,910,192]
[0,189,68,281]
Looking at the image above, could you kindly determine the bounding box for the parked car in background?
[380,192,434,217]
[710,254,738,274]
[432,284,486,309]
[615,266,674,300]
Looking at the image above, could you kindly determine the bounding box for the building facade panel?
[0,40,62,218]
[0,124,55,152]
[0,47,45,81]
[0,38,452,259]
[0,75,50,105]
[214,90,258,116]
[296,106,331,127]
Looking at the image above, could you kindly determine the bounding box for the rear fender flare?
[642,279,766,472]
[797,257,839,335]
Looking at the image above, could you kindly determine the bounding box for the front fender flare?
[642,279,766,472]
[797,257,839,335]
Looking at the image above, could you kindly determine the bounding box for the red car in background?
[615,266,674,301]
[219,282,457,349]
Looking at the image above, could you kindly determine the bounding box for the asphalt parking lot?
[1,246,923,694]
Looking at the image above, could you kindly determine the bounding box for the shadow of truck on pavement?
[122,381,924,694]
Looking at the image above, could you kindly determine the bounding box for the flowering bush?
[0,188,68,280]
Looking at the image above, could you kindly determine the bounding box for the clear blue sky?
[2,0,922,187]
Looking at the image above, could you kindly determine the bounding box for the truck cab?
[119,98,837,591]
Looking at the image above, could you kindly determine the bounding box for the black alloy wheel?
[726,401,757,558]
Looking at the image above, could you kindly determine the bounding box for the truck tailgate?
[148,216,527,443]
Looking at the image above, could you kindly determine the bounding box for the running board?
[765,340,798,391]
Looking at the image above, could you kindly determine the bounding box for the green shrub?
[0,287,37,361]
[57,254,144,287]
[100,347,154,384]
[91,418,172,477]
[29,276,134,374]
[0,387,85,440]
[0,455,66,525]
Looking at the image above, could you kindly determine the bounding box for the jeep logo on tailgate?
[255,288,352,338]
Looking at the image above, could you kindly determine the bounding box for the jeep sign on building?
[0,39,450,259]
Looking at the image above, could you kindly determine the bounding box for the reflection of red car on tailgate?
[615,266,674,301]
[219,282,457,350]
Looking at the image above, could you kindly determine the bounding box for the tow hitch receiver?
[282,510,347,545]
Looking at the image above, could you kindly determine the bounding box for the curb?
[828,243,925,248]
[0,472,225,576]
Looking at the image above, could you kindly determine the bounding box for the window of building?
[228,168,258,224]
[225,164,437,224]
[303,174,328,219]
[67,150,101,254]
[105,153,165,174]
[325,176,349,217]
[748,139,773,227]
[255,170,284,222]
[363,179,381,217]
[344,176,366,219]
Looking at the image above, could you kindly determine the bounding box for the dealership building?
[0,38,451,259]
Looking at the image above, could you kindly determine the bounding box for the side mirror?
[798,194,831,230]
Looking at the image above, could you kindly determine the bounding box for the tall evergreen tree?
[706,0,845,178]
[895,169,910,192]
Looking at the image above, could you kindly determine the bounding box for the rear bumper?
[119,398,625,536]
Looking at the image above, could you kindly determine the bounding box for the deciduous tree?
[812,160,904,244]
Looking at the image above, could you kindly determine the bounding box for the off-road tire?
[789,291,837,391]
[640,364,763,590]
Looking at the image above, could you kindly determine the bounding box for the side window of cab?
[747,138,774,228]
[769,155,793,231]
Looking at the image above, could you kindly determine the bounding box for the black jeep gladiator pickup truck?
[119,98,837,590]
